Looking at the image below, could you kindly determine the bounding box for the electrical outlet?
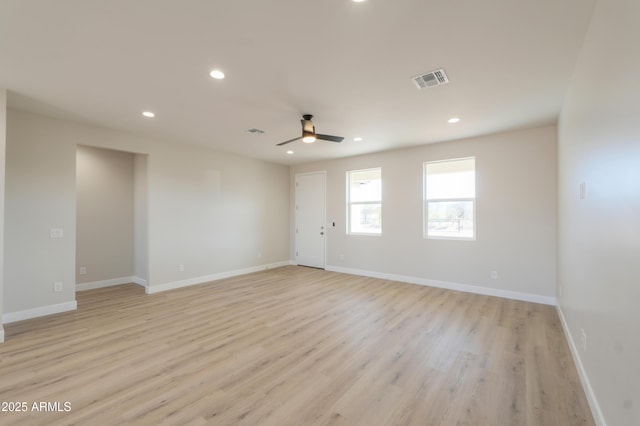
[580,182,586,199]
[79,266,87,275]
[490,270,498,280]
[580,328,587,352]
[53,282,63,292]
[178,264,184,272]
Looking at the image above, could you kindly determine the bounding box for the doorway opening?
[75,146,148,292]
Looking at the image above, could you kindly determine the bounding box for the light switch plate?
[50,228,64,239]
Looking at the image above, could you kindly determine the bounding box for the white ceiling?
[0,0,595,165]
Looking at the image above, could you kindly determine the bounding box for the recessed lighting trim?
[142,111,155,118]
[286,150,294,155]
[353,137,363,141]
[448,117,460,123]
[209,69,225,79]
[353,0,366,2]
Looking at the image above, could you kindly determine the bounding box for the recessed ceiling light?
[209,69,225,79]
[142,111,155,118]
[448,117,460,123]
[286,150,294,155]
[353,0,366,2]
[353,137,363,141]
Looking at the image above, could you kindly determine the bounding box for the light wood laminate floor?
[0,266,594,425]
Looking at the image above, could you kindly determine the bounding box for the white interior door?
[295,172,326,268]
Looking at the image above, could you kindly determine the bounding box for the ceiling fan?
[276,114,344,146]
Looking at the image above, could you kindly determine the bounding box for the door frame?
[294,171,327,269]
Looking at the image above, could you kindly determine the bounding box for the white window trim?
[346,168,382,236]
[423,158,476,241]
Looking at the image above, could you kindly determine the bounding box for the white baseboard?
[325,265,556,305]
[146,261,291,294]
[131,276,148,288]
[556,304,606,426]
[77,276,147,291]
[2,301,78,324]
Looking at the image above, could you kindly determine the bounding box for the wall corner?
[0,88,7,343]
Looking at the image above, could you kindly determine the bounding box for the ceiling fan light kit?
[302,131,316,143]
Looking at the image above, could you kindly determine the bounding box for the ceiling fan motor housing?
[302,117,315,134]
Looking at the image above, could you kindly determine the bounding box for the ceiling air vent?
[412,69,449,90]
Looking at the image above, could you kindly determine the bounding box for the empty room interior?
[0,0,638,425]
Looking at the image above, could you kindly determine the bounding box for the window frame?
[423,157,476,241]
[346,167,382,236]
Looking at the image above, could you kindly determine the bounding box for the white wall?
[0,89,6,342]
[291,126,557,302]
[76,146,134,285]
[4,111,77,316]
[557,0,640,424]
[133,153,148,284]
[3,110,290,319]
[145,139,290,289]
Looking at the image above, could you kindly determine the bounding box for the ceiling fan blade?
[316,134,344,143]
[276,136,302,146]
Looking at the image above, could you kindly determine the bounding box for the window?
[424,157,475,239]
[347,168,381,235]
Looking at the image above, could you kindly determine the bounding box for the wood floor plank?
[0,266,594,425]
